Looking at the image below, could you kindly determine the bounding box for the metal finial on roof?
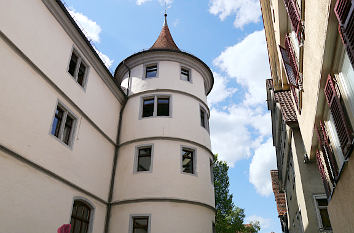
[164,2,167,26]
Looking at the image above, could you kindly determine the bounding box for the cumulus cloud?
[136,0,173,7]
[208,72,237,106]
[67,8,114,68]
[249,138,276,196]
[209,0,261,28]
[68,9,101,43]
[210,105,271,166]
[246,215,273,230]
[213,30,270,106]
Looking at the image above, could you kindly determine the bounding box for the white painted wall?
[110,202,215,233]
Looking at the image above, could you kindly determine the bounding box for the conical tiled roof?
[150,14,180,51]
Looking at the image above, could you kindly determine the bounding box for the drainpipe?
[104,72,129,233]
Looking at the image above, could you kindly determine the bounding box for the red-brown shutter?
[316,150,331,198]
[324,74,353,157]
[285,36,300,110]
[283,0,302,40]
[334,0,354,68]
[315,122,338,184]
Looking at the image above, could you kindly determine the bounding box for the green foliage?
[213,154,260,233]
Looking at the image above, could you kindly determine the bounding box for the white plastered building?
[0,0,215,233]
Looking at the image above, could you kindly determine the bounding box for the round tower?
[111,14,215,233]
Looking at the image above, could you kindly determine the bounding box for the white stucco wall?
[0,0,121,142]
[0,150,107,233]
[109,202,215,233]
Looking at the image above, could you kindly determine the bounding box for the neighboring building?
[262,0,354,232]
[270,170,287,232]
[0,0,215,233]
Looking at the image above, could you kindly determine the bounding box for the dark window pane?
[181,68,190,81]
[146,65,157,78]
[317,198,328,207]
[68,53,78,76]
[133,217,148,233]
[182,149,194,174]
[137,148,152,172]
[71,201,91,233]
[73,220,81,233]
[200,109,206,128]
[210,159,214,182]
[63,115,74,145]
[77,62,86,86]
[319,208,331,228]
[143,98,154,117]
[51,106,64,137]
[157,97,169,116]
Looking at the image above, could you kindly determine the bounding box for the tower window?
[142,98,155,117]
[136,146,152,172]
[51,103,76,147]
[70,200,92,233]
[145,64,158,78]
[130,215,150,233]
[181,148,195,174]
[200,107,209,130]
[181,67,191,82]
[157,97,170,116]
[141,95,171,118]
[68,49,88,87]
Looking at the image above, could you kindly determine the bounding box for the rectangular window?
[182,148,194,174]
[68,50,88,87]
[132,216,149,233]
[157,97,170,116]
[142,98,154,117]
[137,147,152,172]
[145,64,157,78]
[141,95,171,118]
[210,159,214,183]
[314,195,332,230]
[51,103,76,147]
[181,68,190,81]
[200,107,208,130]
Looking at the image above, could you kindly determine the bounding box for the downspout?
[104,69,130,233]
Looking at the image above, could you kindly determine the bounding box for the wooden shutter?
[324,74,353,156]
[316,150,331,198]
[283,0,302,40]
[334,0,354,68]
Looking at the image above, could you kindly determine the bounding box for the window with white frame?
[51,103,76,146]
[141,95,170,118]
[313,195,332,231]
[181,67,191,82]
[135,146,152,172]
[131,215,150,233]
[200,107,209,130]
[181,148,195,174]
[68,50,88,87]
[145,64,158,79]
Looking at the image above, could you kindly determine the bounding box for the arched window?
[70,200,91,233]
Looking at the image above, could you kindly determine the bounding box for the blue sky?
[62,0,280,232]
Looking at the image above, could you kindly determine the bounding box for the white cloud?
[136,0,152,5]
[136,0,173,7]
[246,215,273,230]
[209,0,261,28]
[208,72,237,106]
[67,8,114,68]
[213,30,270,106]
[210,105,271,166]
[249,138,276,196]
[68,9,101,43]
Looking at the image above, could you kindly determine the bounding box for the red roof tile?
[150,14,180,51]
[270,170,287,217]
[274,91,297,124]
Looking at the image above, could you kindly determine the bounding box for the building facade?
[0,0,215,233]
[261,0,354,232]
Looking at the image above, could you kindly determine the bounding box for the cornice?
[42,0,126,104]
[114,49,214,95]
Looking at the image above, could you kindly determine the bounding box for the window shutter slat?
[316,150,331,199]
[283,0,301,39]
[324,75,353,156]
[335,0,354,68]
[320,121,339,178]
